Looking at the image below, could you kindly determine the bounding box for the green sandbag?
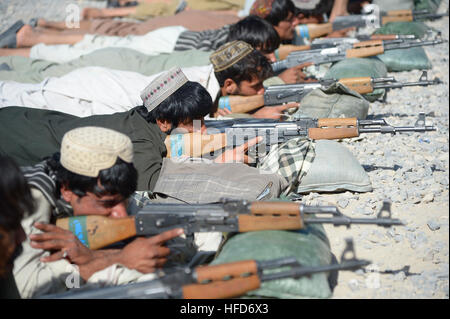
[292,82,370,119]
[372,0,414,10]
[324,58,388,102]
[376,46,432,71]
[374,21,435,38]
[414,0,442,13]
[211,226,333,299]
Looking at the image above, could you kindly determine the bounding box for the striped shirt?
[21,160,73,218]
[174,25,231,52]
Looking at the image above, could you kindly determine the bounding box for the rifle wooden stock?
[182,275,261,299]
[308,127,359,140]
[195,260,258,282]
[345,44,385,58]
[338,77,374,94]
[317,117,358,128]
[304,23,333,39]
[226,95,265,113]
[277,44,311,60]
[165,132,227,158]
[56,216,136,250]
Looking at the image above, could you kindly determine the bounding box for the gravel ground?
[0,0,448,299]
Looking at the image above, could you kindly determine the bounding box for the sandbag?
[372,0,414,10]
[291,82,370,119]
[414,0,442,13]
[376,46,432,71]
[324,58,388,102]
[150,157,288,203]
[211,226,333,298]
[258,137,316,196]
[373,21,435,38]
[297,140,373,193]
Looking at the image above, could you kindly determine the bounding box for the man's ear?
[156,119,173,132]
[223,78,238,95]
[60,185,74,202]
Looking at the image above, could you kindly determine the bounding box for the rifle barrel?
[304,216,403,226]
[384,39,443,50]
[261,259,371,282]
[358,126,436,133]
[373,81,439,89]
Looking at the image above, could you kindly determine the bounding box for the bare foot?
[36,18,48,28]
[0,48,31,57]
[16,24,35,48]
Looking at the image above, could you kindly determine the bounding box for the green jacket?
[0,106,166,191]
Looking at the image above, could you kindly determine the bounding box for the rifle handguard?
[346,45,385,58]
[370,34,399,40]
[308,127,359,140]
[249,201,302,215]
[338,77,374,94]
[381,14,413,24]
[352,40,384,48]
[182,275,261,299]
[317,118,358,128]
[195,260,258,282]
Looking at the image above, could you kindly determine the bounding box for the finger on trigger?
[149,228,184,244]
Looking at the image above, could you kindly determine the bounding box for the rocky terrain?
[1,0,448,299]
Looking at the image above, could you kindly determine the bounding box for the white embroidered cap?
[60,126,133,177]
[140,67,188,112]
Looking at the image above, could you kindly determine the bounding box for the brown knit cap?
[210,40,254,72]
[60,126,133,178]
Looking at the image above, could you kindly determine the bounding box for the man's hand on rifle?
[215,107,233,117]
[326,27,356,38]
[117,228,184,274]
[215,136,263,164]
[251,103,299,120]
[279,62,313,84]
[30,222,95,265]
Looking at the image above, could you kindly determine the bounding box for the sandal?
[0,20,25,49]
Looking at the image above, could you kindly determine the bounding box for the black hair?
[263,0,296,26]
[227,15,281,54]
[214,49,274,87]
[295,0,333,16]
[0,155,35,230]
[47,153,137,200]
[136,81,213,128]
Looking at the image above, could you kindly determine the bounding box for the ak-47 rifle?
[368,7,450,24]
[164,113,436,157]
[204,113,436,150]
[294,8,448,40]
[277,36,417,60]
[56,200,402,250]
[216,71,441,113]
[272,36,445,72]
[39,238,370,299]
